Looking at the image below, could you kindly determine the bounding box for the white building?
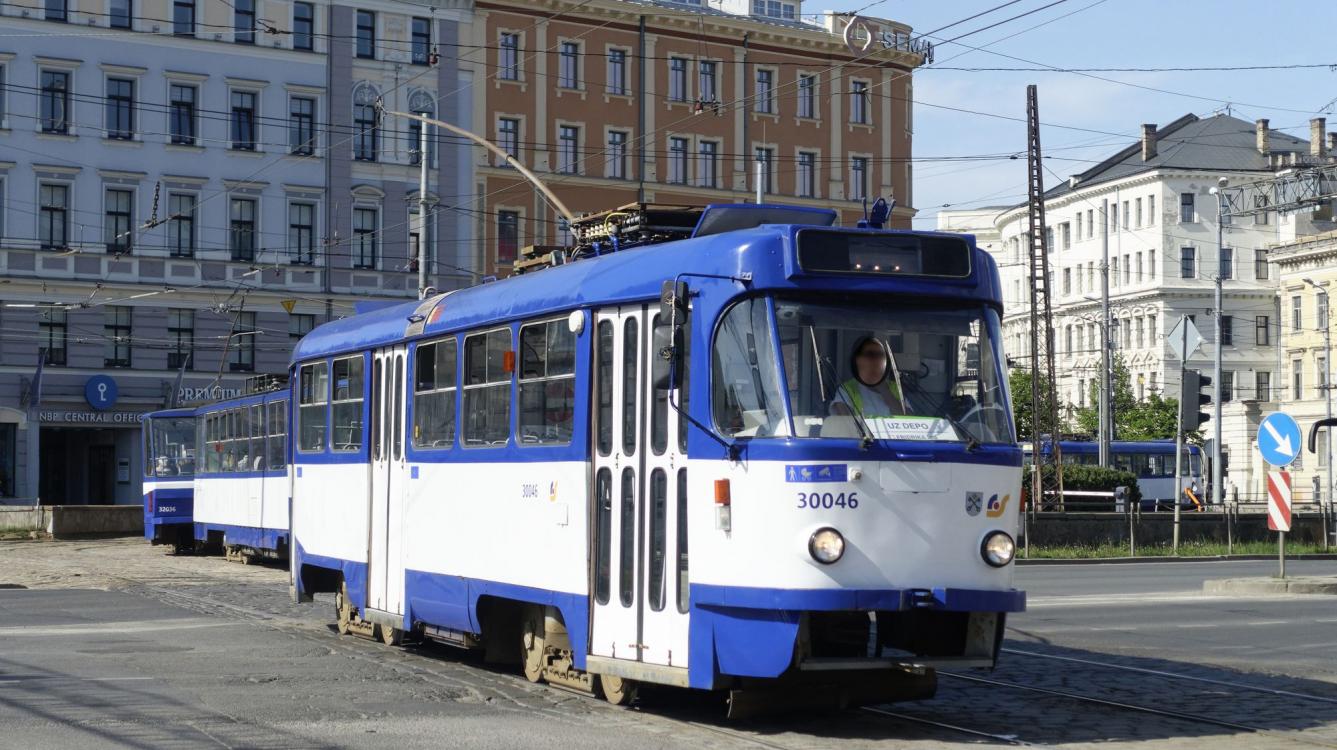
[943,114,1337,496]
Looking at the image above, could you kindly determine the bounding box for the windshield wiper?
[940,410,981,452]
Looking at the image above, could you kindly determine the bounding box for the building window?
[668,58,687,102]
[1180,247,1195,278]
[755,69,775,114]
[289,97,315,155]
[292,2,313,50]
[168,309,194,369]
[229,312,256,372]
[755,146,773,195]
[798,74,816,118]
[850,80,869,124]
[408,111,433,166]
[412,17,432,65]
[1122,200,1129,230]
[173,0,194,36]
[1253,248,1269,280]
[558,41,580,89]
[1319,291,1330,328]
[1219,247,1232,280]
[1220,315,1232,346]
[697,140,718,189]
[1256,315,1270,345]
[104,306,132,367]
[699,61,717,103]
[356,11,375,58]
[668,137,688,184]
[607,49,627,96]
[1135,197,1142,228]
[1257,371,1271,401]
[1062,268,1071,296]
[40,71,69,134]
[230,91,257,150]
[797,151,816,198]
[497,117,519,163]
[230,197,256,261]
[1135,252,1143,282]
[1294,360,1304,400]
[1179,192,1195,222]
[1111,204,1118,232]
[497,210,519,264]
[607,130,628,180]
[39,184,69,249]
[499,32,519,80]
[558,125,579,174]
[234,0,254,43]
[167,194,195,257]
[850,156,868,201]
[1293,295,1303,332]
[169,84,196,145]
[1320,357,1329,391]
[354,104,377,161]
[353,207,377,269]
[105,78,134,139]
[40,310,67,366]
[289,314,314,341]
[110,0,132,29]
[1221,371,1234,402]
[46,0,68,21]
[289,202,315,264]
[104,189,133,254]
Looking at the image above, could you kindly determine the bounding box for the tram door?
[369,346,409,615]
[589,306,690,668]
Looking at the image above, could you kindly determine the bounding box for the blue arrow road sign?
[1258,412,1302,467]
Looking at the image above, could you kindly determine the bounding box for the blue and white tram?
[1026,440,1205,509]
[142,408,197,551]
[289,204,1025,710]
[194,388,292,561]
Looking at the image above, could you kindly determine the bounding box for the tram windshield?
[145,417,196,478]
[712,297,1013,445]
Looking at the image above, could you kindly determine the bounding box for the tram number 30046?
[796,491,859,509]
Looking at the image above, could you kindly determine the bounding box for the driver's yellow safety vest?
[838,378,902,415]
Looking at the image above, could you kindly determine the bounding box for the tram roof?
[293,224,1001,363]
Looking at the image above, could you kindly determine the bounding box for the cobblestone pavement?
[2,538,1336,749]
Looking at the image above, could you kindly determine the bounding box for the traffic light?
[1180,370,1212,431]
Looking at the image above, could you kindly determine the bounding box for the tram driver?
[829,336,910,419]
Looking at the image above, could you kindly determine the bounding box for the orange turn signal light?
[714,479,731,506]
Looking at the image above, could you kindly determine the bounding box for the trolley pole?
[1099,198,1111,468]
[417,118,430,299]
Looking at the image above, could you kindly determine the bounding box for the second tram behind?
[287,204,1025,710]
[141,408,197,551]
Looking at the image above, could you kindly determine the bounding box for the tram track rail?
[941,671,1337,749]
[1002,647,1337,706]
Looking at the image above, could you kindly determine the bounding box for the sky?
[818,0,1337,227]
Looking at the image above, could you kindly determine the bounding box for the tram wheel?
[599,675,638,706]
[378,624,402,646]
[335,584,352,636]
[521,616,545,684]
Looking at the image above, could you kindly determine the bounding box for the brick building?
[464,0,925,275]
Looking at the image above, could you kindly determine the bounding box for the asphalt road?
[1,540,1335,749]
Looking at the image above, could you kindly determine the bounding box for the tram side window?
[331,355,365,452]
[712,298,788,438]
[651,315,670,455]
[267,400,287,470]
[594,467,612,606]
[249,404,264,470]
[463,327,513,447]
[414,338,458,448]
[222,409,237,472]
[518,319,576,445]
[596,320,614,457]
[648,468,667,612]
[299,361,329,452]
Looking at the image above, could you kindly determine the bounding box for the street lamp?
[1304,277,1332,521]
[1208,177,1228,507]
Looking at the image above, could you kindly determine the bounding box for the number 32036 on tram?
[287,204,1024,714]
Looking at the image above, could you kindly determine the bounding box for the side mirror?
[1308,417,1337,453]
[655,280,689,391]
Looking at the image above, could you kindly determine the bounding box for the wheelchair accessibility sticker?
[785,464,848,483]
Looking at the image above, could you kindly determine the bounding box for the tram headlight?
[808,527,845,565]
[981,531,1016,568]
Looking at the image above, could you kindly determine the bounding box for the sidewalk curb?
[1203,577,1337,595]
[1017,554,1337,565]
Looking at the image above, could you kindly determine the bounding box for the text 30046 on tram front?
[287,204,1025,711]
